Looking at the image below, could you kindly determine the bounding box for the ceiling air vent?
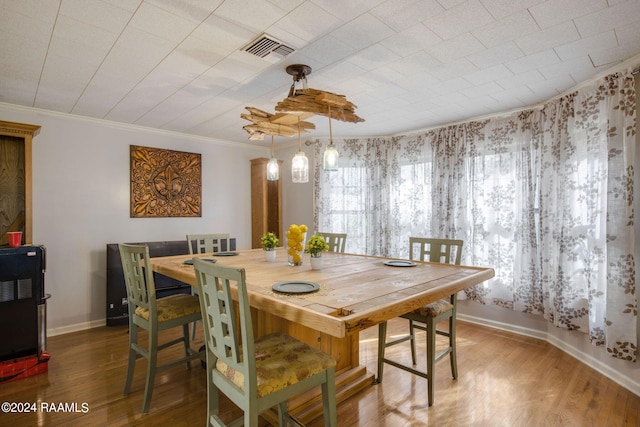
[243,34,294,63]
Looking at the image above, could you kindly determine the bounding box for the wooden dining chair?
[317,232,347,253]
[186,233,230,339]
[192,259,338,427]
[118,244,205,414]
[186,233,231,255]
[376,237,464,407]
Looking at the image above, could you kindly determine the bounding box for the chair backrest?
[186,233,230,254]
[318,232,347,253]
[409,237,463,265]
[118,243,156,315]
[193,259,257,395]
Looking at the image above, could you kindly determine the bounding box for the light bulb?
[266,157,279,181]
[323,144,339,171]
[291,151,309,183]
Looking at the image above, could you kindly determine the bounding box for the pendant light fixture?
[266,135,279,181]
[323,105,339,171]
[291,116,309,183]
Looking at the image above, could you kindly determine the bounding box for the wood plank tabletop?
[150,248,494,338]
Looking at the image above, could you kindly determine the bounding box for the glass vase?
[287,232,306,266]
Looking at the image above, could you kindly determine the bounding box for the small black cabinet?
[0,245,46,361]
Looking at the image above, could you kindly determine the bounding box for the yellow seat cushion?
[134,293,201,322]
[216,333,336,398]
[412,298,453,317]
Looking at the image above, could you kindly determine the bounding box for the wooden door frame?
[0,120,41,244]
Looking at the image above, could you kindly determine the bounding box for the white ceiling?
[2,0,640,146]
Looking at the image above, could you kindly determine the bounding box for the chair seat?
[216,332,337,398]
[135,294,201,322]
[411,298,454,318]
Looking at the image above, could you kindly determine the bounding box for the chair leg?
[449,315,458,379]
[206,354,220,426]
[245,407,259,427]
[409,320,417,365]
[191,320,198,341]
[141,330,158,414]
[182,323,192,370]
[376,322,388,383]
[322,367,337,427]
[426,317,436,407]
[124,323,137,395]
[277,402,288,425]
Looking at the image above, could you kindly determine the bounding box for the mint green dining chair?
[186,233,231,255]
[186,233,230,339]
[376,237,463,407]
[317,232,347,253]
[193,258,337,427]
[119,244,205,414]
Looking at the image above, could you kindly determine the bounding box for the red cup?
[7,231,22,247]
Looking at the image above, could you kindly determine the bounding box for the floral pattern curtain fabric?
[313,70,637,361]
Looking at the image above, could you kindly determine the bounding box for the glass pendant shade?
[291,151,309,183]
[323,106,339,172]
[323,144,339,171]
[266,157,279,181]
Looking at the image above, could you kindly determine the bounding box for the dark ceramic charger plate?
[183,258,217,265]
[213,252,239,256]
[272,281,320,294]
[383,260,417,267]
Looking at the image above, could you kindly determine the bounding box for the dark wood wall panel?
[0,135,25,245]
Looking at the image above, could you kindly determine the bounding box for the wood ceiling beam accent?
[315,92,350,107]
[275,88,364,123]
[269,112,314,125]
[241,107,315,140]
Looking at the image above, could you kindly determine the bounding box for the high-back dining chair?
[317,232,347,253]
[118,244,205,414]
[376,237,463,407]
[192,259,337,427]
[186,233,231,339]
[187,233,231,255]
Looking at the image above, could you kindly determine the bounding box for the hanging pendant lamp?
[291,116,309,183]
[266,135,279,181]
[323,105,339,171]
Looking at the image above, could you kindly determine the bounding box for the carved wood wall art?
[130,145,201,218]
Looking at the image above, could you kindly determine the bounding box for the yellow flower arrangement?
[285,224,307,265]
[260,232,279,250]
[306,234,329,257]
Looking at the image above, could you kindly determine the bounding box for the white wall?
[0,103,268,334]
[279,141,314,231]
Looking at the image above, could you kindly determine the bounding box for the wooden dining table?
[150,248,494,422]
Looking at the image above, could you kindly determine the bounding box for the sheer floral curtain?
[313,70,637,361]
[313,137,397,256]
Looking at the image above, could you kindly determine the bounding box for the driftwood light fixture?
[275,87,364,123]
[240,64,364,140]
[241,106,315,140]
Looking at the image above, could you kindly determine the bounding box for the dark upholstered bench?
[106,241,191,326]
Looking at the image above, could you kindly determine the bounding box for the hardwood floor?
[1,319,638,426]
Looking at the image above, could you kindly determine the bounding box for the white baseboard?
[47,319,106,338]
[458,313,640,397]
